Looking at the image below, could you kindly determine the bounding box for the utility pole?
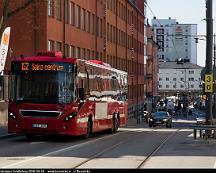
[151,36,154,112]
[213,34,216,120]
[63,0,66,58]
[205,0,213,125]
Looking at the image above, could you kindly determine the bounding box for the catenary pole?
[205,0,213,125]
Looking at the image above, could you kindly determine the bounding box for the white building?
[152,17,197,64]
[158,61,203,97]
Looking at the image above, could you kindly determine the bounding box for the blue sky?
[147,0,216,67]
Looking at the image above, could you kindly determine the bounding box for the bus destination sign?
[21,62,64,71]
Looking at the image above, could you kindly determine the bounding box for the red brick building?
[0,0,146,117]
[146,23,158,102]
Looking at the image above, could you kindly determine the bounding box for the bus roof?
[13,56,77,63]
[85,59,127,75]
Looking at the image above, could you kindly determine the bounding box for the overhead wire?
[146,2,180,61]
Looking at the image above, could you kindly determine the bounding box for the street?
[0,117,216,169]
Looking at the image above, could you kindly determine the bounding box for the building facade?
[1,0,146,117]
[152,17,197,64]
[145,23,158,111]
[158,61,203,98]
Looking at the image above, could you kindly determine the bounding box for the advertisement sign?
[0,27,11,75]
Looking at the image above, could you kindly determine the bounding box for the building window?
[191,85,194,88]
[64,44,69,57]
[76,47,80,58]
[56,0,61,21]
[81,8,85,31]
[56,41,62,51]
[92,14,95,34]
[173,78,176,81]
[159,77,162,81]
[159,85,162,88]
[70,2,75,26]
[64,0,68,23]
[48,40,54,51]
[166,85,169,88]
[189,70,194,74]
[76,5,80,28]
[81,48,85,59]
[48,0,53,17]
[189,78,194,81]
[100,18,103,37]
[70,45,75,58]
[166,77,169,81]
[87,49,90,60]
[180,85,184,88]
[86,11,90,32]
[156,29,164,34]
[92,50,95,58]
[181,78,184,81]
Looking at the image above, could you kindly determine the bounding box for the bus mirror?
[79,88,85,101]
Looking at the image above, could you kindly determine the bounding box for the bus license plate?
[32,124,47,128]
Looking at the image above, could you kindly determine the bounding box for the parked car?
[196,112,206,125]
[149,111,172,128]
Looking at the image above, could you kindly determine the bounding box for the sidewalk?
[126,117,149,128]
[0,126,9,138]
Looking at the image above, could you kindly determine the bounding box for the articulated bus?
[8,51,128,139]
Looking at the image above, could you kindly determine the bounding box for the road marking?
[2,131,127,168]
[188,133,194,137]
[30,142,45,145]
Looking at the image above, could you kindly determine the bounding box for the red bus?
[8,51,128,139]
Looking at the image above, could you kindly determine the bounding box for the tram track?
[137,128,180,168]
[2,125,181,169]
[72,127,180,169]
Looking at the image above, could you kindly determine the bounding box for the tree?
[0,0,36,40]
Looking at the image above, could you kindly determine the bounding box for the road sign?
[205,74,213,92]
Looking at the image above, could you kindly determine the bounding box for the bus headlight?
[64,112,77,121]
[9,112,16,119]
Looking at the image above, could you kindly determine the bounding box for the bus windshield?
[11,62,75,104]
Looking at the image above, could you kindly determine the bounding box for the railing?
[189,124,216,139]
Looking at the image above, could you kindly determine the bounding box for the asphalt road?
[0,118,216,169]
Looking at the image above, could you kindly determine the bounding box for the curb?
[0,133,19,139]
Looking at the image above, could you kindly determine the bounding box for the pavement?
[0,126,14,139]
[0,115,216,168]
[127,116,216,168]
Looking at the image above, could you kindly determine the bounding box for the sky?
[147,0,216,67]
